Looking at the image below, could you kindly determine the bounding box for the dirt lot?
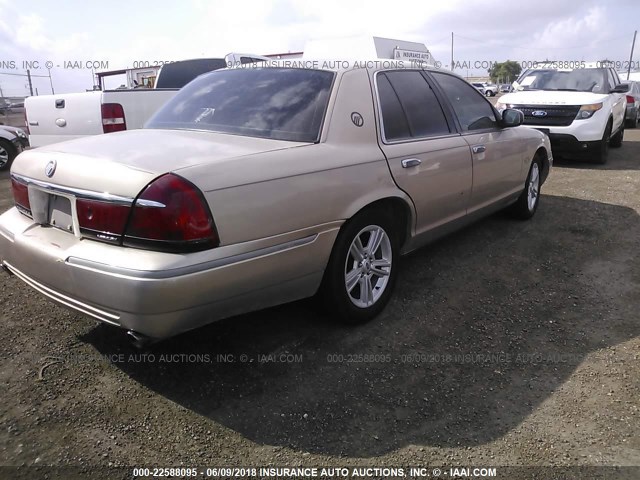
[0,128,639,479]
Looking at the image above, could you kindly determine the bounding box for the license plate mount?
[48,194,74,233]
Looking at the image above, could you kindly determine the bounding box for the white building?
[268,36,435,64]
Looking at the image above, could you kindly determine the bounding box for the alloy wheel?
[344,225,392,308]
[0,144,9,169]
[528,163,540,212]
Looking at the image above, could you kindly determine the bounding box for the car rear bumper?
[0,207,338,339]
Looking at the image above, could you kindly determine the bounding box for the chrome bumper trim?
[2,260,121,326]
[11,173,134,206]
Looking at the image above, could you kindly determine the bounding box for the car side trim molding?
[67,234,318,280]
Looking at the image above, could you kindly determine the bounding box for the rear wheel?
[626,110,638,129]
[320,208,399,324]
[0,139,16,171]
[509,157,541,220]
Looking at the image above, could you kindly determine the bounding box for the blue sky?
[0,0,639,95]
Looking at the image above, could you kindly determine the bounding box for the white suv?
[471,82,498,97]
[496,64,627,164]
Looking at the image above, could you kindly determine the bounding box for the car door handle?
[472,145,486,154]
[401,158,422,168]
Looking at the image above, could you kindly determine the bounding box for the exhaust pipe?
[127,330,153,349]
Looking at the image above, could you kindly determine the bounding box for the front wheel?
[320,209,399,324]
[509,158,541,220]
[0,139,16,171]
[609,123,624,148]
[594,122,611,164]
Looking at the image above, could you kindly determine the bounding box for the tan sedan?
[0,61,552,345]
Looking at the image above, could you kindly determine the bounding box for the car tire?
[485,90,493,97]
[509,157,542,220]
[609,122,624,148]
[0,139,16,171]
[594,122,611,164]
[320,208,399,324]
[626,111,638,129]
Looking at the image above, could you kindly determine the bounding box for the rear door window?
[377,70,450,141]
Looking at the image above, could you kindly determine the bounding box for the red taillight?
[626,95,634,104]
[124,174,219,252]
[11,177,31,214]
[76,198,131,243]
[101,103,126,133]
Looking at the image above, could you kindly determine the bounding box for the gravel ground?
[0,128,639,480]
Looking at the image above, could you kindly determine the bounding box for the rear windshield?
[146,68,334,142]
[155,58,227,89]
[516,68,609,93]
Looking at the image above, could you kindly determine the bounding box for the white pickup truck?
[25,54,268,148]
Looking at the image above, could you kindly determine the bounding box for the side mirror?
[501,108,524,127]
[610,83,630,93]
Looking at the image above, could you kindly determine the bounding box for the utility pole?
[26,69,34,96]
[48,68,55,94]
[627,30,637,80]
[451,32,454,72]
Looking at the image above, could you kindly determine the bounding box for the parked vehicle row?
[0,125,27,170]
[625,81,640,128]
[0,101,24,115]
[24,54,269,148]
[497,63,628,164]
[0,61,551,345]
[471,82,498,97]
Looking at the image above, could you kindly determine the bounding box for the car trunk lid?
[12,128,308,198]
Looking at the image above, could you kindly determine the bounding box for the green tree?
[488,60,522,83]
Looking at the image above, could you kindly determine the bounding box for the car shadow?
[83,194,640,457]
[553,135,640,170]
